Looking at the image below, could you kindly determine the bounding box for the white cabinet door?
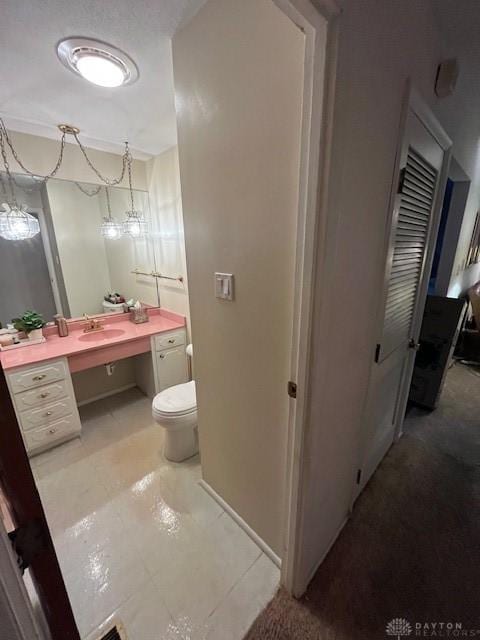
[156,347,188,392]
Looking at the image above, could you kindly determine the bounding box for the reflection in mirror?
[0,172,159,326]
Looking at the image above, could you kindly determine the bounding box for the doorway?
[0,1,331,638]
[357,89,452,496]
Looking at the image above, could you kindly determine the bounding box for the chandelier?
[0,118,146,240]
[100,186,122,239]
[123,147,147,237]
[0,173,40,241]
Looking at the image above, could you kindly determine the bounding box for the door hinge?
[374,343,381,363]
[287,381,297,399]
[356,469,362,485]
[8,519,47,574]
[397,167,406,194]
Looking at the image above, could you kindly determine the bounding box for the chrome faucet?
[83,314,104,333]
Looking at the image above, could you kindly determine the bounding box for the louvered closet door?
[357,106,450,495]
[380,147,438,361]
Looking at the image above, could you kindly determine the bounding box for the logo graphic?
[386,618,412,639]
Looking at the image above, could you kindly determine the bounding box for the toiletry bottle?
[53,314,69,337]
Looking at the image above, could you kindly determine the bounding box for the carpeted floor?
[245,362,480,640]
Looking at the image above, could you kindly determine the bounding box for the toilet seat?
[152,380,196,419]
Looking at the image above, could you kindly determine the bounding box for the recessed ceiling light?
[57,38,138,88]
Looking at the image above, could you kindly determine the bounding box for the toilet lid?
[153,380,196,416]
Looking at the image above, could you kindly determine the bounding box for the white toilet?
[152,345,198,462]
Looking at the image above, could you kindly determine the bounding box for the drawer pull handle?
[45,411,53,417]
[33,374,46,381]
[168,339,175,344]
[39,393,49,399]
[159,354,165,359]
[49,428,57,434]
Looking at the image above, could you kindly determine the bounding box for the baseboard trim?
[76,383,137,407]
[199,479,282,568]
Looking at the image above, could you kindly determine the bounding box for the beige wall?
[146,147,190,330]
[173,0,304,555]
[6,130,147,190]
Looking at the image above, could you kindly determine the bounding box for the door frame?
[273,0,341,595]
[0,0,341,618]
[353,84,452,502]
[392,90,452,442]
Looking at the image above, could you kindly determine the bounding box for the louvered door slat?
[407,149,437,180]
[400,201,431,217]
[402,185,433,207]
[403,170,435,197]
[379,146,438,360]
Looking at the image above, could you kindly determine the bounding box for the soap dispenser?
[53,314,69,337]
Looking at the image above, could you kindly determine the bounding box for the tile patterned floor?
[31,387,279,639]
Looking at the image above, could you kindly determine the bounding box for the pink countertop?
[0,309,185,371]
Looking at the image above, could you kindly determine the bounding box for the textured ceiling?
[0,0,206,157]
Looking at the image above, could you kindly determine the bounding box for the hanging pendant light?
[100,186,122,239]
[0,202,40,241]
[123,210,147,237]
[0,172,40,241]
[123,147,147,238]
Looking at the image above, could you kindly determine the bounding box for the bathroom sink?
[78,328,126,342]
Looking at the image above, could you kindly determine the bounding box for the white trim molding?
[198,480,281,568]
[274,0,341,597]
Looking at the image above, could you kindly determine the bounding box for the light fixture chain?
[0,172,9,203]
[0,131,19,206]
[127,145,135,212]
[0,118,66,181]
[74,182,102,197]
[73,132,128,186]
[105,186,112,218]
[0,117,131,188]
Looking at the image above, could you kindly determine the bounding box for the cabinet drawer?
[9,361,67,394]
[24,416,80,454]
[154,331,186,351]
[20,399,74,432]
[15,380,69,411]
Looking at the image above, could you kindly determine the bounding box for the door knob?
[408,338,420,351]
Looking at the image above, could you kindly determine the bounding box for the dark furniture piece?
[409,295,467,409]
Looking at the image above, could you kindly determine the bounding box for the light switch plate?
[214,272,234,300]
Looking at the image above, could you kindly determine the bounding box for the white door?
[357,95,451,493]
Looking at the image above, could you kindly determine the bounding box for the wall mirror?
[0,172,159,327]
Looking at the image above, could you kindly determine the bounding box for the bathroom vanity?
[0,309,187,456]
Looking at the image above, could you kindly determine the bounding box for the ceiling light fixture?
[57,38,138,88]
